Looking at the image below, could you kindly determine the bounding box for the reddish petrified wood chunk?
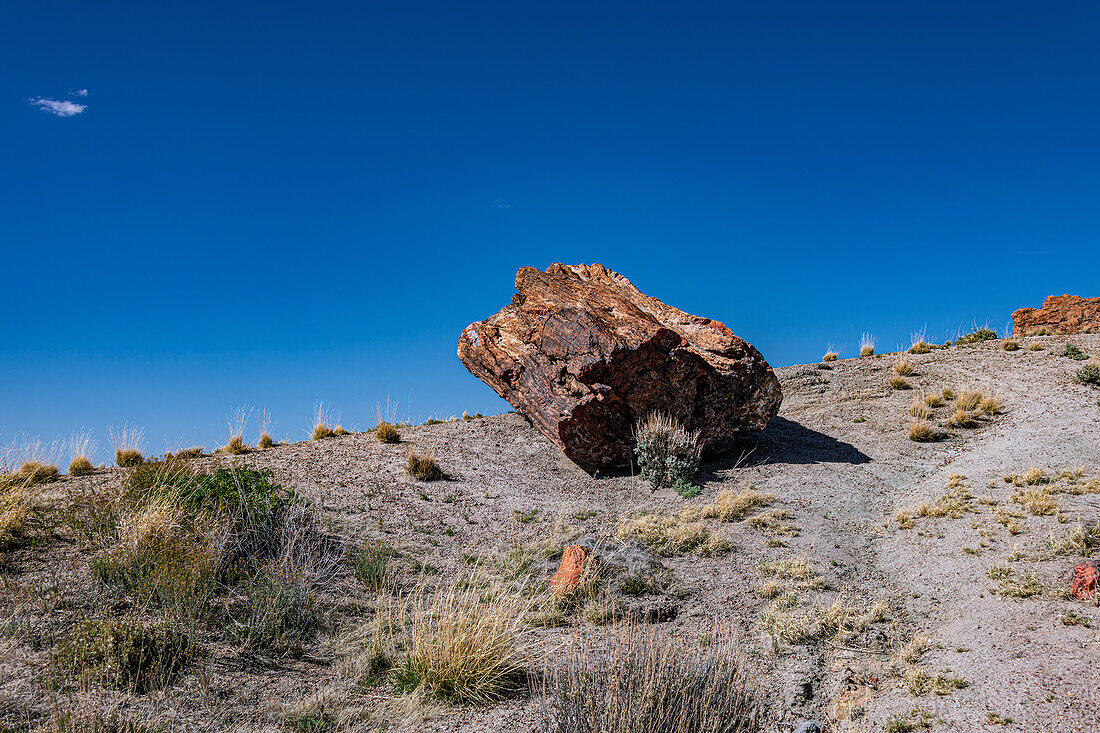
[457,263,782,468]
[1013,295,1100,336]
[550,545,590,596]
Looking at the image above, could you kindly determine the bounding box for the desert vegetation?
[633,412,702,497]
[109,424,145,467]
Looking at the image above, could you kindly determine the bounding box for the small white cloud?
[28,97,86,117]
[72,88,89,97]
[493,199,511,209]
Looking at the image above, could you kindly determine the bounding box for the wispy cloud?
[28,97,86,117]
[72,88,89,97]
[493,199,512,209]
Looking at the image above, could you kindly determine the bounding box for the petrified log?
[1013,295,1100,336]
[456,263,782,468]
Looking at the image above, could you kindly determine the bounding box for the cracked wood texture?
[1013,295,1100,336]
[457,263,782,468]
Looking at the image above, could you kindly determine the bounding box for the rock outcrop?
[456,263,782,468]
[1012,295,1100,336]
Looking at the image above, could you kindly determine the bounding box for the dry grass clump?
[859,333,875,357]
[746,510,799,536]
[923,393,944,408]
[1046,521,1100,557]
[1027,342,1045,351]
[893,359,915,377]
[916,485,974,519]
[893,634,929,668]
[109,424,146,467]
[680,488,774,522]
[909,330,932,354]
[895,509,915,529]
[406,449,443,481]
[258,406,276,449]
[758,556,826,591]
[822,344,839,362]
[979,394,1001,415]
[539,622,767,733]
[908,420,937,442]
[988,566,1044,598]
[393,584,531,704]
[617,512,731,556]
[890,375,912,390]
[903,666,969,696]
[817,593,888,642]
[1003,340,1020,351]
[956,388,982,411]
[375,422,401,444]
[1011,487,1059,516]
[310,401,349,440]
[949,407,977,428]
[909,397,932,420]
[68,430,98,476]
[223,405,253,454]
[633,412,702,496]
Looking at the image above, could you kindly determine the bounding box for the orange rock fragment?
[1071,562,1098,600]
[550,545,590,596]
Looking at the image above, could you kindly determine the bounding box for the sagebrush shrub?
[633,412,702,496]
[1074,362,1100,386]
[955,327,997,345]
[1061,343,1088,360]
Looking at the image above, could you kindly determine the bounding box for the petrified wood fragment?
[457,263,782,468]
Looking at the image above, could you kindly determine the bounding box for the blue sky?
[3,1,1099,462]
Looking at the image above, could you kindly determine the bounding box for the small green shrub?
[633,412,702,497]
[955,327,998,345]
[1061,343,1088,360]
[55,617,190,692]
[1073,362,1100,386]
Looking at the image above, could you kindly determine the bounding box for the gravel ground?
[2,334,1098,732]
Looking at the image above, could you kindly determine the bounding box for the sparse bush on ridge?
[109,424,146,468]
[375,422,401,443]
[955,326,997,345]
[909,329,931,354]
[223,405,253,454]
[539,622,767,733]
[859,333,875,357]
[68,430,97,476]
[823,343,839,362]
[633,412,702,497]
[310,401,349,440]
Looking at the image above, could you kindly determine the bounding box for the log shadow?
[700,416,870,480]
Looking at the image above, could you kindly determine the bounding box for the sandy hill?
[2,334,1099,732]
